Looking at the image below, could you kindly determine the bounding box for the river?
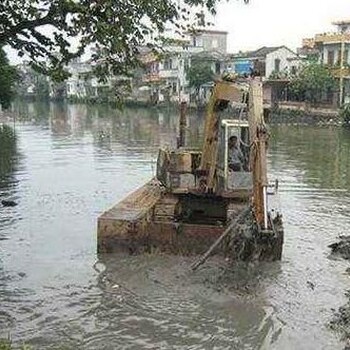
[0,101,350,349]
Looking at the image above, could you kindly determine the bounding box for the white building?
[264,46,301,78]
[228,46,301,78]
[141,30,229,103]
[66,59,91,99]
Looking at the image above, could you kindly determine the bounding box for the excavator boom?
[199,78,269,229]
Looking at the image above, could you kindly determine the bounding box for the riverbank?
[0,339,28,350]
[267,106,343,126]
[6,95,350,126]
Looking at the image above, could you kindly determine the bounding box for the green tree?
[0,0,248,81]
[186,60,214,98]
[0,49,18,109]
[289,61,336,104]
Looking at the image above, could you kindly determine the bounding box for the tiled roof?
[251,46,284,57]
[232,46,296,59]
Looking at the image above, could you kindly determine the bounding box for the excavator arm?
[247,79,269,230]
[199,78,270,230]
[198,80,247,191]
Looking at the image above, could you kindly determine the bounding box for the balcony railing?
[158,69,179,79]
[315,33,350,44]
[329,66,350,77]
[142,74,161,83]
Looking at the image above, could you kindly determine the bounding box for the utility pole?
[339,33,345,106]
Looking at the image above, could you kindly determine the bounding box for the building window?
[215,62,221,74]
[184,58,189,70]
[212,39,218,49]
[274,59,281,72]
[164,58,173,70]
[151,62,159,73]
[172,82,177,94]
[336,50,341,66]
[328,50,334,65]
[344,50,349,65]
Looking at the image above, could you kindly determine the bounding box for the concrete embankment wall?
[266,102,342,126]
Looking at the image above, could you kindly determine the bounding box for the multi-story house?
[65,58,91,99]
[141,43,200,103]
[141,30,229,103]
[299,20,350,104]
[65,58,129,102]
[190,29,228,54]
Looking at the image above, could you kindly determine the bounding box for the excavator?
[98,77,283,260]
[157,78,280,227]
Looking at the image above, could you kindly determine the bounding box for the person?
[228,135,244,171]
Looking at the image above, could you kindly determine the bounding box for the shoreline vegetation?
[0,339,31,350]
[5,96,350,127]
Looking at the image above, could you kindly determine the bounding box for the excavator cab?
[216,119,253,196]
[156,80,253,198]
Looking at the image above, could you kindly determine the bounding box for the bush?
[0,339,31,350]
[340,103,350,126]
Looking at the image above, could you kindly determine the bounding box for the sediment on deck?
[97,179,283,259]
[97,179,249,255]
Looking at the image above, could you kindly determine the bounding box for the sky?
[5,0,350,63]
[212,0,350,52]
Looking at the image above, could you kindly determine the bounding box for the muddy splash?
[329,236,350,348]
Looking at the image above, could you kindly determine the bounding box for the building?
[189,30,228,54]
[16,61,51,98]
[297,38,319,59]
[228,46,301,79]
[65,58,91,99]
[299,20,350,104]
[140,42,202,103]
[16,30,229,104]
[140,30,229,103]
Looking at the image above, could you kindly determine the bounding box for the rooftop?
[251,46,284,57]
[232,46,295,59]
[187,29,228,36]
[332,20,350,26]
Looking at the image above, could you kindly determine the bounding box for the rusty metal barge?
[97,78,283,261]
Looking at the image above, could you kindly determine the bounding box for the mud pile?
[224,208,284,262]
[330,290,350,336]
[329,236,350,349]
[329,236,350,260]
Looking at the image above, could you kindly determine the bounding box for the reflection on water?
[0,102,349,349]
[0,125,21,236]
[270,125,350,190]
[0,124,18,189]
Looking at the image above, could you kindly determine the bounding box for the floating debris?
[1,200,17,207]
[329,236,350,260]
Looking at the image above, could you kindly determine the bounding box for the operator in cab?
[228,135,244,172]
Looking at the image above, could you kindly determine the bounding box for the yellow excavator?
[98,76,283,260]
[157,77,280,236]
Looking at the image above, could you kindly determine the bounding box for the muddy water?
[0,102,350,349]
